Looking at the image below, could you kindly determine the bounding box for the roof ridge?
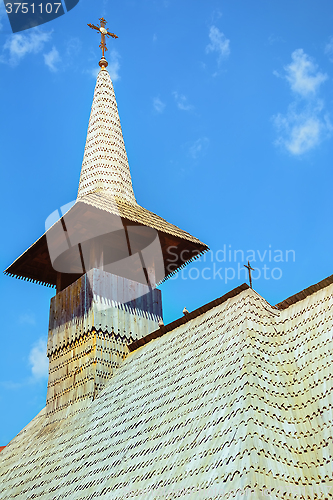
[275,274,333,310]
[128,283,250,352]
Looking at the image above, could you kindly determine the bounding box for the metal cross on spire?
[244,260,255,288]
[88,17,118,70]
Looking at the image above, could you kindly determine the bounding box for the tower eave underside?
[4,198,208,287]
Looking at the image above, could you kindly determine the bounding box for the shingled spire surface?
[77,69,136,204]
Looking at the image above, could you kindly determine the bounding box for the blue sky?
[0,0,332,445]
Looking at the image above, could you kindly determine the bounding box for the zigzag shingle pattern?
[0,285,332,499]
[77,69,136,203]
[78,192,205,246]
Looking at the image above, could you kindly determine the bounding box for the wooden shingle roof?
[1,281,332,499]
[275,273,333,309]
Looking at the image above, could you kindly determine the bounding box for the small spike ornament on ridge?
[88,17,118,70]
[244,260,255,289]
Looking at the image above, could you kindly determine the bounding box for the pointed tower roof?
[77,69,136,204]
[4,35,208,290]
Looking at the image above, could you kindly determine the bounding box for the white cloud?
[268,34,285,45]
[153,97,165,113]
[272,50,331,156]
[206,26,230,64]
[325,36,333,62]
[44,46,61,72]
[88,50,120,80]
[66,37,81,58]
[189,137,209,159]
[0,3,5,32]
[210,10,222,23]
[274,111,321,156]
[284,49,327,97]
[108,49,120,81]
[89,66,100,79]
[173,91,193,111]
[2,28,52,65]
[19,313,36,326]
[29,339,48,379]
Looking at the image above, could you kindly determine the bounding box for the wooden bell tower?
[4,19,208,421]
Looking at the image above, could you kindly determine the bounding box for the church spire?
[78,19,136,203]
[77,69,136,204]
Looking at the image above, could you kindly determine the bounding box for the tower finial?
[88,17,118,70]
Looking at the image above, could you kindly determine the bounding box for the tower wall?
[46,269,162,420]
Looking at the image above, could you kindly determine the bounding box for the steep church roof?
[1,277,332,499]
